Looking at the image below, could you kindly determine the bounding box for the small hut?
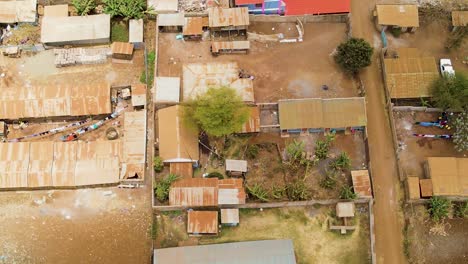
[221,209,239,226]
[225,159,247,177]
[330,202,356,234]
[187,211,219,236]
[111,42,134,61]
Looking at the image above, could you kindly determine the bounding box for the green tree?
[72,0,96,16]
[184,86,249,137]
[431,73,468,111]
[453,111,468,152]
[334,38,374,74]
[428,196,451,222]
[103,0,146,19]
[154,174,179,202]
[339,185,357,200]
[153,156,164,172]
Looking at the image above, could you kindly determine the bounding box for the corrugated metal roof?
[208,7,250,27]
[187,211,218,234]
[170,162,193,179]
[419,179,433,198]
[336,202,355,218]
[407,177,420,199]
[123,110,147,179]
[153,240,297,264]
[218,178,246,205]
[148,0,178,12]
[155,77,180,103]
[44,4,68,17]
[427,157,468,197]
[131,84,147,106]
[169,178,218,206]
[278,97,367,130]
[158,105,199,162]
[240,106,260,133]
[28,142,54,187]
[111,42,134,55]
[129,19,144,43]
[211,40,250,53]
[41,14,110,44]
[221,208,239,224]
[157,13,184,26]
[384,48,439,99]
[225,159,248,172]
[183,17,203,36]
[182,62,254,102]
[0,0,37,23]
[351,170,372,198]
[284,0,350,16]
[376,5,419,27]
[0,83,111,119]
[452,11,468,27]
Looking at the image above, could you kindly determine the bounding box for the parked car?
[440,59,455,76]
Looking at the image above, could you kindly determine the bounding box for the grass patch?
[140,50,155,86]
[161,210,183,217]
[151,215,158,240]
[111,21,129,42]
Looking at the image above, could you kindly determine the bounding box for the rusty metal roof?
[211,40,250,53]
[170,162,194,179]
[221,208,239,224]
[122,110,147,180]
[376,5,419,27]
[351,170,372,198]
[427,157,468,197]
[187,211,218,234]
[407,176,420,199]
[279,97,367,130]
[0,0,37,23]
[452,11,468,27]
[240,106,260,133]
[208,7,250,27]
[419,179,433,198]
[111,42,134,55]
[183,17,204,36]
[218,178,246,205]
[0,83,111,119]
[169,178,219,206]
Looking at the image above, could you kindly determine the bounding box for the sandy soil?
[405,205,468,264]
[157,22,357,103]
[155,206,371,264]
[394,111,465,179]
[351,0,407,263]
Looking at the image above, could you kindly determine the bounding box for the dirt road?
[351,1,406,263]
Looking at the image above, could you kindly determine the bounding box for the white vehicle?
[440,59,455,76]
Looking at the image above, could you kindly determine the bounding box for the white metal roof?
[225,159,248,172]
[155,77,180,103]
[129,19,144,43]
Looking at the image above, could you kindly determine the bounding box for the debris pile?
[54,47,111,67]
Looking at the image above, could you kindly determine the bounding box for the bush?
[111,22,129,42]
[329,152,351,171]
[141,51,156,86]
[153,156,164,172]
[431,73,468,111]
[315,132,335,160]
[428,196,451,222]
[72,0,96,16]
[271,186,286,200]
[286,140,306,164]
[454,201,468,218]
[154,174,179,202]
[206,171,224,179]
[103,0,146,19]
[390,27,402,38]
[246,184,269,202]
[320,169,337,189]
[286,180,311,201]
[245,144,259,159]
[339,185,357,200]
[334,38,373,74]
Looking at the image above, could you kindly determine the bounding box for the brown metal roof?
[208,7,250,28]
[384,48,439,99]
[376,5,419,27]
[211,41,250,53]
[240,106,260,133]
[427,157,468,197]
[158,105,200,162]
[0,83,111,119]
[169,178,219,206]
[183,17,204,36]
[407,176,420,199]
[187,211,218,234]
[111,42,134,55]
[419,179,433,198]
[170,162,194,179]
[279,97,367,130]
[221,208,239,224]
[452,11,468,27]
[122,110,147,180]
[131,84,147,106]
[351,170,372,198]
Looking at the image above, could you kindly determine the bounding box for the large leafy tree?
[184,86,249,137]
[334,38,374,74]
[103,0,146,19]
[431,73,468,111]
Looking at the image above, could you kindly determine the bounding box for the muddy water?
[351,0,406,263]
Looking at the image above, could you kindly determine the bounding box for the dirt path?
[351,1,406,263]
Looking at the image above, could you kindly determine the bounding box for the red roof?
[235,0,263,4]
[284,0,350,15]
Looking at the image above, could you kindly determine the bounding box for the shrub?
[286,179,311,201]
[315,132,335,160]
[286,140,306,164]
[431,73,468,111]
[428,196,451,222]
[339,185,357,200]
[140,51,156,86]
[153,156,164,172]
[390,27,402,37]
[246,184,269,202]
[72,0,96,16]
[320,169,337,189]
[206,171,224,179]
[154,174,179,202]
[245,144,259,159]
[454,201,468,218]
[334,38,373,74]
[329,152,351,171]
[271,186,286,200]
[103,0,146,19]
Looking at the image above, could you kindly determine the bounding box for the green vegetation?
[445,27,468,50]
[103,0,146,19]
[339,185,357,200]
[454,201,468,218]
[111,22,129,42]
[246,183,270,202]
[153,156,164,172]
[329,152,351,171]
[154,174,179,202]
[140,51,156,86]
[206,171,224,179]
[245,144,259,159]
[161,210,183,217]
[452,111,468,152]
[271,185,286,200]
[183,86,249,137]
[286,179,311,201]
[286,139,311,166]
[334,38,374,74]
[428,196,451,222]
[320,169,338,189]
[390,27,402,38]
[315,133,335,160]
[72,0,96,16]
[431,73,468,111]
